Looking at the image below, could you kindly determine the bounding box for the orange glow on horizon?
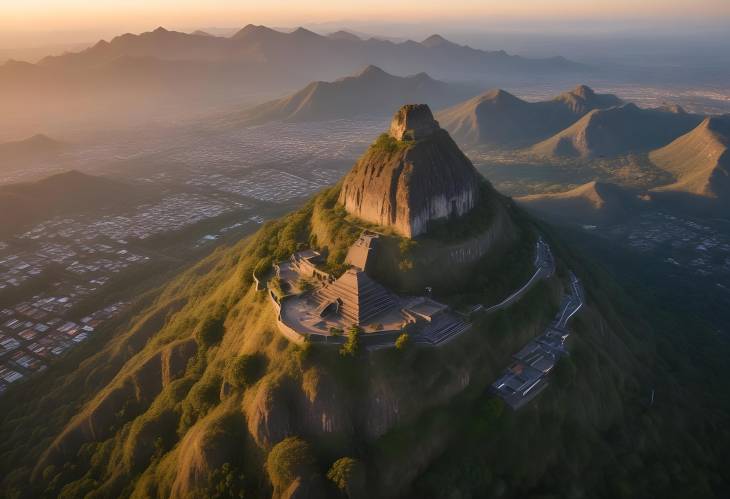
[2,0,729,32]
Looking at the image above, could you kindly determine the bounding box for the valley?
[1,11,730,498]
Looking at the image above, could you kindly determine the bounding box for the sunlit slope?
[436,85,621,147]
[531,103,702,158]
[516,180,641,225]
[650,116,730,199]
[0,177,726,498]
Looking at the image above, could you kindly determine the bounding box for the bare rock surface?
[339,104,482,237]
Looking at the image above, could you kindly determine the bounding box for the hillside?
[1,110,729,499]
[0,170,153,237]
[516,180,643,225]
[234,66,473,125]
[531,103,703,158]
[0,134,66,170]
[436,85,622,147]
[649,116,730,200]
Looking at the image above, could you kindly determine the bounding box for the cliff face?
[339,104,482,237]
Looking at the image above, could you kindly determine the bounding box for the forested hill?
[0,181,728,498]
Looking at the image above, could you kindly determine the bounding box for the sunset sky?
[4,0,730,32]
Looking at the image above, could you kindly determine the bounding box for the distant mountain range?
[0,25,589,137]
[0,134,66,171]
[437,85,622,147]
[517,117,730,225]
[231,65,477,125]
[27,26,585,78]
[0,170,151,237]
[531,103,703,158]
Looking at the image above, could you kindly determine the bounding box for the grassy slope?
[0,185,728,499]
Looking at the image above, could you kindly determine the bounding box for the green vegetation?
[327,457,366,498]
[340,326,362,357]
[1,182,729,499]
[395,333,409,350]
[202,463,246,499]
[266,437,317,493]
[268,276,285,298]
[369,133,411,155]
[297,277,315,293]
[195,315,226,348]
[225,354,266,389]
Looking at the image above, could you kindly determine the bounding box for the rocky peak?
[339,104,482,238]
[388,104,440,141]
[571,84,595,99]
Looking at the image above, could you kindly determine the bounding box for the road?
[490,270,585,409]
[481,237,555,314]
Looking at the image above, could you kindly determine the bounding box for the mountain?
[339,104,482,237]
[0,170,152,237]
[235,65,476,125]
[0,134,66,170]
[1,106,729,499]
[649,115,730,200]
[516,180,643,225]
[436,85,622,147]
[0,25,588,136]
[531,103,703,158]
[327,30,361,42]
[30,25,585,78]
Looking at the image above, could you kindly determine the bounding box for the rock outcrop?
[338,104,482,238]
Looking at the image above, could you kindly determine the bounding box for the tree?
[327,457,366,498]
[195,315,226,348]
[205,462,245,499]
[340,326,362,357]
[266,437,317,493]
[395,333,409,350]
[225,354,265,389]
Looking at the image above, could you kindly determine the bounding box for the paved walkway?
[491,270,585,409]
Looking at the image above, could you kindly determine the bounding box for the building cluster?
[606,212,730,276]
[491,273,583,409]
[0,192,254,396]
[185,168,343,203]
[0,298,127,395]
[166,119,385,169]
[271,232,470,348]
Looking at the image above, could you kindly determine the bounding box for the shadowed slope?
[531,103,703,158]
[233,65,471,124]
[516,180,642,225]
[437,85,622,147]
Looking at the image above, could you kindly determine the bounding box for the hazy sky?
[4,0,730,33]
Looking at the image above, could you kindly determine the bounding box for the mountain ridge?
[437,84,622,147]
[531,103,703,158]
[232,65,475,125]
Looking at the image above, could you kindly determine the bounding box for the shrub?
[327,457,366,498]
[269,276,285,298]
[195,315,226,348]
[179,375,221,433]
[204,462,245,499]
[297,278,315,293]
[340,326,362,357]
[266,437,316,492]
[225,353,265,389]
[395,333,409,350]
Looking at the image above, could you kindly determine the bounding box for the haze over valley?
[1,2,730,498]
